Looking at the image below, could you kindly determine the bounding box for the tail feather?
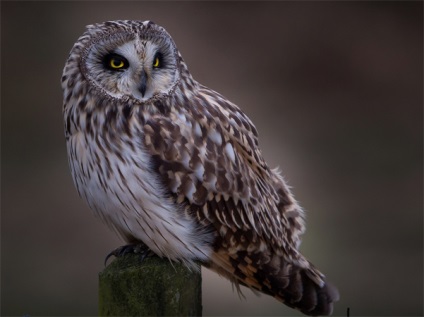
[207,251,339,316]
[274,266,339,316]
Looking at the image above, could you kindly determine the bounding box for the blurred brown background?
[2,2,422,316]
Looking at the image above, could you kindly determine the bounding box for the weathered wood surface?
[99,254,202,316]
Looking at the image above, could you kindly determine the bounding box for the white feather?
[224,143,236,163]
[208,129,222,145]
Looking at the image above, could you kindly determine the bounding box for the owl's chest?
[66,130,152,212]
[67,132,146,193]
[66,129,157,231]
[66,130,213,261]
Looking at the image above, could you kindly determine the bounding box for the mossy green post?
[99,254,202,316]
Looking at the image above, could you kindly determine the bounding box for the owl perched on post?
[62,20,338,315]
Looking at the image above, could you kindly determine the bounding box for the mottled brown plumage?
[62,20,338,315]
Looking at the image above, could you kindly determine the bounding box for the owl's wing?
[143,85,304,256]
[142,87,339,315]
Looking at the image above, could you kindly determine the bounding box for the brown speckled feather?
[144,84,299,249]
[143,84,338,315]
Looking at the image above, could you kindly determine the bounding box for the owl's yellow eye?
[153,57,160,68]
[104,53,129,71]
[152,52,163,68]
[110,58,125,69]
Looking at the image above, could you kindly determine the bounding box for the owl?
[62,20,338,315]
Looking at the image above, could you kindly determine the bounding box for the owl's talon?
[104,243,152,266]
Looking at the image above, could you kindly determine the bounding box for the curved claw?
[104,243,153,266]
[104,248,120,267]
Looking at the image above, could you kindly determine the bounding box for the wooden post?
[99,254,202,316]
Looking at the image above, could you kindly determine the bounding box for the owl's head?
[64,20,182,102]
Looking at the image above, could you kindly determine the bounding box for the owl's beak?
[138,70,148,97]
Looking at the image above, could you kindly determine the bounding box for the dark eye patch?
[103,53,129,71]
[152,52,164,69]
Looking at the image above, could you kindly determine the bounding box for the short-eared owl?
[62,20,338,315]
